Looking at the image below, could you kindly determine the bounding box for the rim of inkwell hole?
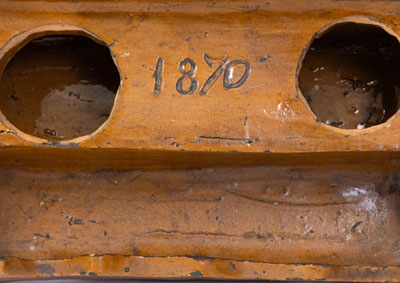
[0,24,121,146]
[295,16,400,135]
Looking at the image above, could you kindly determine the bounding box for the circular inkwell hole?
[298,21,400,129]
[0,33,120,140]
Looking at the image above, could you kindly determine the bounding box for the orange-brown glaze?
[1,1,400,282]
[1,152,400,281]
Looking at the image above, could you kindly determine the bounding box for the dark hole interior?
[298,23,400,129]
[0,34,120,140]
